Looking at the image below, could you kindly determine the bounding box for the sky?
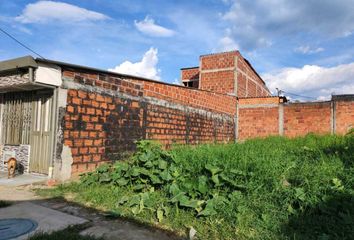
[0,0,354,101]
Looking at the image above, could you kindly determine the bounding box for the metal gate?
[1,90,54,174]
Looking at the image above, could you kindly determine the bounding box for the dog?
[5,157,17,179]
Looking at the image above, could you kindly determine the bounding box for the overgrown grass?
[40,134,354,239]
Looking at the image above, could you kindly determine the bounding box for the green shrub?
[63,135,354,239]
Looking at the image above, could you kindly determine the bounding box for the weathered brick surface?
[238,107,279,140]
[181,67,199,81]
[199,70,235,94]
[236,54,270,98]
[238,97,281,105]
[145,104,234,146]
[59,67,353,177]
[200,52,236,94]
[62,69,236,174]
[195,51,271,97]
[200,52,236,70]
[64,89,145,173]
[335,100,354,134]
[135,80,237,115]
[284,102,331,137]
[64,70,237,116]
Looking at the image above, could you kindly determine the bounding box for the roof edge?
[180,66,199,70]
[0,56,38,72]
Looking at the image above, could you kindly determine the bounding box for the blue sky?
[1,0,354,100]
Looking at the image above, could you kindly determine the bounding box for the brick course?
[61,69,236,174]
[181,51,271,97]
[61,67,353,177]
[283,102,331,137]
[335,100,354,134]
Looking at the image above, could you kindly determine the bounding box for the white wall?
[35,63,62,86]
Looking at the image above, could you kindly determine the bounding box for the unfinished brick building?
[0,51,353,181]
[181,51,271,97]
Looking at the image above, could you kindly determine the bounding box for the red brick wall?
[237,97,280,140]
[59,68,354,177]
[199,71,235,94]
[200,52,236,70]
[199,52,236,94]
[238,107,279,140]
[284,102,331,137]
[335,100,354,134]
[236,53,271,97]
[135,79,237,115]
[61,69,236,175]
[181,67,199,81]
[197,51,271,97]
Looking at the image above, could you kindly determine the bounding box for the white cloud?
[222,0,354,50]
[108,47,161,80]
[172,78,182,85]
[134,16,175,37]
[15,1,109,24]
[262,62,354,100]
[294,46,324,54]
[217,29,240,51]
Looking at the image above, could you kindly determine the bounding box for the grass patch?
[29,225,102,240]
[41,134,354,239]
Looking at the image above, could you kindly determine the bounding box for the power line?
[281,90,317,100]
[0,27,46,59]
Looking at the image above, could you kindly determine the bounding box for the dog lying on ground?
[5,157,17,179]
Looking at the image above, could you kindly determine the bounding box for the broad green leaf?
[132,184,145,191]
[205,164,222,176]
[198,199,217,217]
[169,183,182,196]
[150,174,162,184]
[160,170,172,181]
[170,192,187,203]
[198,176,208,194]
[158,160,168,170]
[113,162,129,172]
[128,194,141,207]
[144,161,154,168]
[130,167,141,177]
[157,208,164,222]
[131,205,140,215]
[212,174,221,186]
[117,196,130,205]
[116,178,129,186]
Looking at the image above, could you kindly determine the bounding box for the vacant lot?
[41,134,354,239]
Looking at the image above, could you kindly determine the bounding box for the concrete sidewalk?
[0,202,88,240]
[0,172,47,187]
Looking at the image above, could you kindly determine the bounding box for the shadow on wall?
[282,192,354,240]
